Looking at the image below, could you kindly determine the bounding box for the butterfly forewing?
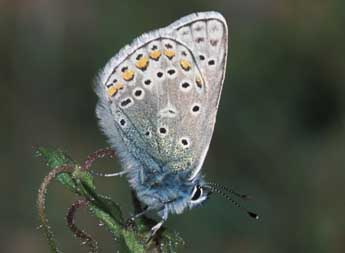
[96,12,228,178]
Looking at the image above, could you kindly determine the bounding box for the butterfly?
[95,11,258,239]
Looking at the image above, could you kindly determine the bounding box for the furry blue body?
[127,163,205,215]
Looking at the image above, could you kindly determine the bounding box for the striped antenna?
[205,184,259,220]
[207,182,251,200]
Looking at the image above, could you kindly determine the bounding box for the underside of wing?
[96,12,228,179]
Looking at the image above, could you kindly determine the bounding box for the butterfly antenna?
[89,170,126,177]
[207,182,251,200]
[206,185,259,220]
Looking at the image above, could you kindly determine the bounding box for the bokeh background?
[1,0,345,252]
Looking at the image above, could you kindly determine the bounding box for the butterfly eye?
[191,185,203,201]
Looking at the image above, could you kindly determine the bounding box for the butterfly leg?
[146,206,168,243]
[125,204,163,227]
[90,170,126,177]
[128,206,151,222]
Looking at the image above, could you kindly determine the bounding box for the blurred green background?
[1,0,345,252]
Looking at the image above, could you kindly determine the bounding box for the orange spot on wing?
[135,57,149,70]
[149,50,161,60]
[107,86,117,97]
[122,69,135,81]
[180,59,192,71]
[107,82,124,97]
[164,49,175,59]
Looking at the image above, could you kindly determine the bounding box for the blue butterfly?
[95,11,258,239]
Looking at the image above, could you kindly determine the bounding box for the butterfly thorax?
[127,167,204,215]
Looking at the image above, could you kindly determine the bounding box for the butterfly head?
[186,177,211,209]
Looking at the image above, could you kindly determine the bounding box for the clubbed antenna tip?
[207,183,260,221]
[241,194,252,200]
[248,211,259,220]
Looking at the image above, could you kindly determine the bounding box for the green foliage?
[36,147,184,253]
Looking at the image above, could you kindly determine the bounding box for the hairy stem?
[37,164,74,253]
[66,199,98,253]
[81,148,115,171]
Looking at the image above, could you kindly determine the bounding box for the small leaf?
[35,146,74,167]
[88,204,123,236]
[36,147,78,193]
[96,195,124,224]
[79,180,123,224]
[73,169,96,191]
[121,229,146,253]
